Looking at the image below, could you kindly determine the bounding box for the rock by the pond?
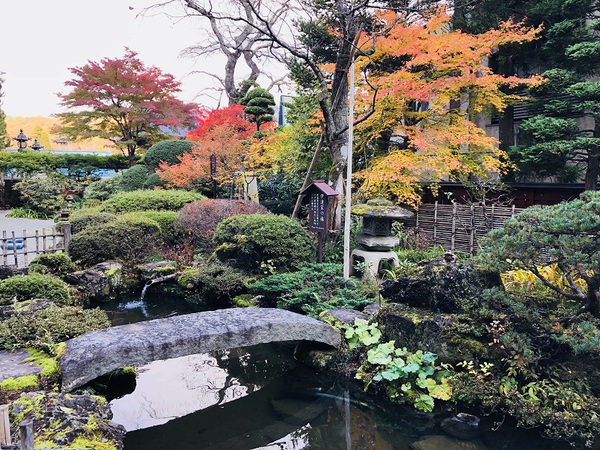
[364,302,381,316]
[380,258,502,313]
[441,413,481,440]
[410,435,489,450]
[0,266,26,280]
[9,391,125,449]
[137,260,177,282]
[321,308,368,325]
[65,262,123,302]
[375,303,490,363]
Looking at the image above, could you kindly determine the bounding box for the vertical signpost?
[301,180,338,262]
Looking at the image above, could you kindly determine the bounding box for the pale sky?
[0,0,279,117]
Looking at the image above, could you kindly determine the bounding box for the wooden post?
[61,222,72,253]
[2,230,7,266]
[0,404,11,445]
[19,419,34,450]
[22,229,28,267]
[433,201,438,246]
[469,205,475,256]
[451,203,457,251]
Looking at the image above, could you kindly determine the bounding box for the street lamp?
[13,129,30,152]
[31,138,43,152]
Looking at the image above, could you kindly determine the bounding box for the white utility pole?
[343,62,355,280]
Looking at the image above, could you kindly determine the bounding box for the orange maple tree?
[156,105,256,189]
[352,10,542,205]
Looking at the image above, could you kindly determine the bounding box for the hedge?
[98,190,205,213]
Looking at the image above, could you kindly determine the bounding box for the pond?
[98,296,573,450]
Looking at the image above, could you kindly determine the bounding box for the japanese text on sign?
[309,193,327,232]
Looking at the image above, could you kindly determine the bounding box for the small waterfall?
[140,281,152,301]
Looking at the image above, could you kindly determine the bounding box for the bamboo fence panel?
[0,227,64,268]
[406,202,523,255]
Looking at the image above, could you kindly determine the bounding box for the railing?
[0,224,71,267]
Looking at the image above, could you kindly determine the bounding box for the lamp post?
[31,138,43,152]
[13,129,30,152]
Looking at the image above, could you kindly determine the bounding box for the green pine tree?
[240,87,276,131]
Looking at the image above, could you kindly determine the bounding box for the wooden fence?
[0,224,71,268]
[404,202,524,255]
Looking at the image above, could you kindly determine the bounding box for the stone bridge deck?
[60,307,341,392]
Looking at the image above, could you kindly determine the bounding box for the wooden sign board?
[301,180,338,233]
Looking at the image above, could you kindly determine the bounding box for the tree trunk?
[584,124,600,191]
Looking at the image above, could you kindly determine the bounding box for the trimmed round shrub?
[213,214,315,273]
[0,274,73,306]
[0,305,110,352]
[122,210,180,244]
[120,165,153,191]
[70,210,118,234]
[98,190,205,213]
[68,217,161,268]
[176,199,269,250]
[83,175,123,201]
[28,252,77,277]
[143,140,197,169]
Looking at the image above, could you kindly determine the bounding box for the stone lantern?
[350,198,413,278]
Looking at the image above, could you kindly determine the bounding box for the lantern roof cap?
[352,197,413,219]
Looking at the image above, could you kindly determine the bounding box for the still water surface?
[99,297,572,450]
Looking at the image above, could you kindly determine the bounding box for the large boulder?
[374,303,491,364]
[380,258,501,313]
[65,262,124,303]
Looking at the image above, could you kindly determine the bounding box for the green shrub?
[247,263,375,316]
[214,214,315,273]
[0,305,110,352]
[0,274,73,306]
[176,199,269,250]
[179,262,246,311]
[28,252,77,277]
[142,172,165,189]
[122,210,180,244]
[257,172,301,215]
[69,210,118,234]
[68,217,161,268]
[83,175,122,201]
[143,140,197,169]
[99,189,205,213]
[120,165,153,191]
[13,173,72,217]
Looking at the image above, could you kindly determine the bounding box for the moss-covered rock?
[374,303,490,364]
[9,391,125,449]
[65,262,124,303]
[380,258,502,313]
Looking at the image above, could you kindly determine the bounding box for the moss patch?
[0,375,38,391]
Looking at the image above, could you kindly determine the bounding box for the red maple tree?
[157,105,256,189]
[55,48,196,166]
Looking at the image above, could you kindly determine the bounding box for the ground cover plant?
[247,263,377,316]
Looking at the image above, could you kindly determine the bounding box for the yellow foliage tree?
[352,10,542,205]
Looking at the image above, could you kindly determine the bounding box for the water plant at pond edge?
[343,319,452,412]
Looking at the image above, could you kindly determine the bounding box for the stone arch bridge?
[60,308,341,392]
